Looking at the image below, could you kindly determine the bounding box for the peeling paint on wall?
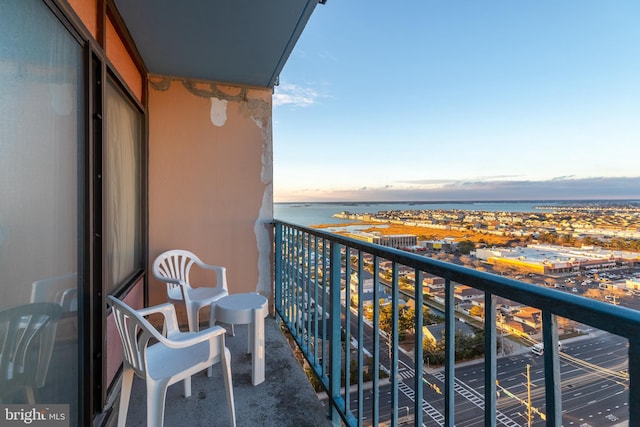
[255,187,273,296]
[253,100,273,296]
[149,75,274,295]
[209,98,228,127]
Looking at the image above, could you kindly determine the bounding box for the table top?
[214,293,269,325]
[217,293,268,311]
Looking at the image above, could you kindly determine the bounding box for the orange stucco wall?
[106,17,143,103]
[148,77,274,311]
[67,0,98,39]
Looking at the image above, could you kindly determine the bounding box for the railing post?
[414,270,424,427]
[357,252,364,426]
[372,256,380,426]
[484,292,497,427]
[630,337,640,426]
[390,262,399,427]
[329,240,342,426]
[444,277,455,426]
[542,311,561,425]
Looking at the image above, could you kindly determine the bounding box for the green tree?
[423,331,490,366]
[458,240,475,254]
[398,306,415,335]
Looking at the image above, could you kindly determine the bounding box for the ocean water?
[274,200,640,227]
[274,201,564,227]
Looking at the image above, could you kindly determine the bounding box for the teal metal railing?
[273,220,640,426]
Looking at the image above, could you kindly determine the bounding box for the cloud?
[273,83,321,107]
[398,175,524,185]
[275,176,640,203]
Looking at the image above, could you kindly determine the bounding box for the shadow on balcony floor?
[107,317,332,427]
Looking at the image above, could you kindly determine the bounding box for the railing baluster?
[630,337,640,425]
[372,255,380,426]
[390,261,399,426]
[357,251,364,427]
[542,311,561,425]
[414,269,423,427]
[484,292,497,427]
[329,240,342,425]
[444,277,455,426]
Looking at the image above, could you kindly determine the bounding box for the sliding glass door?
[0,0,83,423]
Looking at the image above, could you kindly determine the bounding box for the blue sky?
[273,1,640,202]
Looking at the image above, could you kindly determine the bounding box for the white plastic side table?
[210,293,269,385]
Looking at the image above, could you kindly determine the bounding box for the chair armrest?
[194,262,228,291]
[161,325,227,349]
[137,302,180,335]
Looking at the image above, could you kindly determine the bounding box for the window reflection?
[0,0,81,423]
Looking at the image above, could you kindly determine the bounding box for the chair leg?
[221,346,236,427]
[183,375,192,398]
[207,305,216,379]
[24,386,36,405]
[186,303,198,332]
[118,367,134,427]
[147,380,169,427]
[251,308,266,386]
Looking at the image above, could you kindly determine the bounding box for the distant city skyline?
[272,1,640,203]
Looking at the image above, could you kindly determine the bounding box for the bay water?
[273,201,567,227]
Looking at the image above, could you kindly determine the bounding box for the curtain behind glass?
[105,81,142,292]
[0,0,81,421]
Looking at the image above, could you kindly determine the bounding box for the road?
[298,265,630,426]
[332,309,629,426]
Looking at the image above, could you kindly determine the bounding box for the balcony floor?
[107,316,332,427]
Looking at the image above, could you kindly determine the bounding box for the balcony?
[105,315,332,427]
[273,220,640,426]
[103,220,640,426]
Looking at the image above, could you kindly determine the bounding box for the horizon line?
[274,198,640,204]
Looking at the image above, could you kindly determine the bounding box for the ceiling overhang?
[113,0,321,88]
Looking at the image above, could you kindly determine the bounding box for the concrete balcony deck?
[107,316,332,427]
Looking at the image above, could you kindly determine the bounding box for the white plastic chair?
[0,303,62,404]
[153,249,230,332]
[108,296,236,427]
[30,273,78,388]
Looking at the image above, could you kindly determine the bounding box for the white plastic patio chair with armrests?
[0,302,62,404]
[30,273,78,388]
[108,296,236,427]
[153,249,233,333]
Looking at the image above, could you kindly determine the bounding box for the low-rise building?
[473,244,640,274]
[423,321,475,344]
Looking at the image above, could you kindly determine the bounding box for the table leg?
[251,308,265,385]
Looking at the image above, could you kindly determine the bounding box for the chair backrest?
[30,273,78,387]
[30,273,78,312]
[152,250,201,300]
[0,303,62,390]
[108,296,164,379]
